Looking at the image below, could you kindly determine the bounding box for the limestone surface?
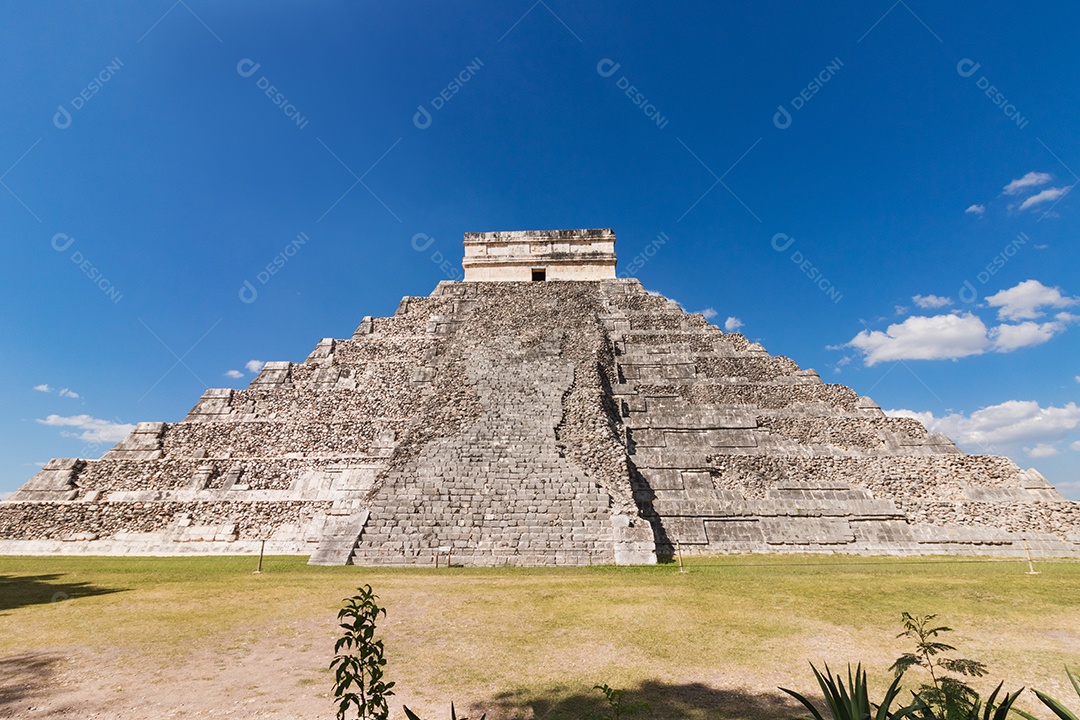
[2,230,1077,563]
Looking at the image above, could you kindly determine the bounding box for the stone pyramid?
[3,229,1078,564]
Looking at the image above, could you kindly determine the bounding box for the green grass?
[1,554,1078,719]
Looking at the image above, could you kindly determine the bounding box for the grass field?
[1,554,1078,719]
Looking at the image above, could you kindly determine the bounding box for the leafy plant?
[1019,666,1080,720]
[891,613,989,720]
[908,681,1024,720]
[591,683,650,720]
[780,662,916,720]
[403,702,485,720]
[331,584,396,720]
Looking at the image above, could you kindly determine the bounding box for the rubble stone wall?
[2,259,1077,563]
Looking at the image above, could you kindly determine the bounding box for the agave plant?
[780,662,916,720]
[1019,666,1080,720]
[907,681,1024,720]
[403,702,485,720]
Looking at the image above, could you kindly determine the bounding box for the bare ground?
[1,556,1078,720]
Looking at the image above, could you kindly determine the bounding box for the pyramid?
[3,229,1078,564]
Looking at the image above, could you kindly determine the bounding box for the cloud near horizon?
[842,280,1078,365]
[1026,443,1060,458]
[36,414,135,444]
[886,400,1080,453]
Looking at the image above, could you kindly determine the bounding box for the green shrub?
[891,612,989,720]
[331,584,396,720]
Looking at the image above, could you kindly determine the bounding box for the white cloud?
[1018,185,1072,211]
[1076,376,1080,384]
[1002,171,1052,195]
[1071,440,1080,452]
[989,321,1065,352]
[912,294,952,309]
[0,492,10,502]
[724,316,744,332]
[894,305,909,315]
[985,279,1078,321]
[224,369,244,379]
[887,400,1080,448]
[34,384,79,398]
[845,283,1079,364]
[845,313,990,365]
[697,307,717,320]
[36,414,135,444]
[1025,443,1060,458]
[245,359,264,374]
[965,204,985,216]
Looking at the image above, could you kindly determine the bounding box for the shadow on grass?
[0,652,62,713]
[478,680,803,720]
[0,573,126,614]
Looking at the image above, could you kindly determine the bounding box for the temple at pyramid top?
[462,228,617,282]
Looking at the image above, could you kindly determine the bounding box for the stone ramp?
[309,509,370,565]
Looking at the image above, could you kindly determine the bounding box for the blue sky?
[3,1,1078,498]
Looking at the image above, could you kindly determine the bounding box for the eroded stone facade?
[2,230,1078,563]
